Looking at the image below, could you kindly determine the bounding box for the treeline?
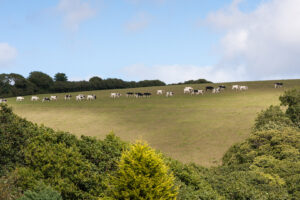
[170,78,212,85]
[0,72,166,97]
[1,90,299,199]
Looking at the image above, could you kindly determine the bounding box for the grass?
[6,79,300,166]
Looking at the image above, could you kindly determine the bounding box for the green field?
[6,79,300,166]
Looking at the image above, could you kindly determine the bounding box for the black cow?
[144,93,152,97]
[219,85,226,89]
[126,92,134,97]
[135,93,144,98]
[206,86,214,91]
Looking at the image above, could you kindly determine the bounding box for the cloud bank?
[0,43,17,67]
[57,0,96,31]
[205,0,300,80]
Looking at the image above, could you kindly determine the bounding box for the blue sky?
[1,0,299,83]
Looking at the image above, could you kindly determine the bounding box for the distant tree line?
[0,72,166,97]
[170,78,212,85]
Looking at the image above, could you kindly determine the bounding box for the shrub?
[108,141,178,199]
[17,182,62,200]
[279,89,300,127]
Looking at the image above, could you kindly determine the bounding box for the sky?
[1,0,299,83]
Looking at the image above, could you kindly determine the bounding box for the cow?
[218,85,226,90]
[16,96,24,101]
[212,87,220,94]
[239,86,248,90]
[64,94,72,100]
[184,87,193,94]
[135,93,143,98]
[205,86,214,91]
[50,96,58,101]
[87,94,96,100]
[143,93,151,97]
[111,93,121,98]
[42,97,50,102]
[166,91,174,97]
[232,85,239,90]
[191,90,204,95]
[76,94,85,101]
[157,90,163,95]
[274,82,283,88]
[31,96,39,101]
[126,92,134,97]
[0,99,7,103]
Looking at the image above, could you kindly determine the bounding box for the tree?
[109,141,177,200]
[54,73,68,82]
[89,76,103,90]
[27,71,53,91]
[18,183,62,200]
[279,89,300,127]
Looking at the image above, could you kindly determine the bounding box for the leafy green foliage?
[108,141,178,200]
[28,71,54,91]
[54,73,68,82]
[17,183,62,200]
[280,89,300,127]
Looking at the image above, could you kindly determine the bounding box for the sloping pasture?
[7,79,300,166]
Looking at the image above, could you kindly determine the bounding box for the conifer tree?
[109,141,178,200]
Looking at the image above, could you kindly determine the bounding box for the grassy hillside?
[6,79,300,166]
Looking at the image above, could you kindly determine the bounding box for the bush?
[18,183,62,200]
[108,141,178,199]
[280,89,300,127]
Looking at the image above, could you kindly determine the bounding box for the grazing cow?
[50,96,58,101]
[76,94,85,101]
[191,90,204,95]
[218,85,226,90]
[157,90,163,95]
[205,86,214,91]
[31,96,39,101]
[16,96,24,101]
[144,93,151,97]
[126,92,134,97]
[87,94,96,100]
[110,93,121,98]
[42,97,50,102]
[212,87,221,94]
[239,86,248,91]
[166,91,174,97]
[184,87,193,94]
[274,82,283,88]
[0,98,7,103]
[64,94,72,100]
[135,93,143,98]
[232,85,239,90]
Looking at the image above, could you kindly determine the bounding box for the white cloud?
[0,43,17,67]
[57,0,96,31]
[122,64,247,84]
[125,12,151,32]
[204,0,300,80]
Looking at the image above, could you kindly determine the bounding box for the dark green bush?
[17,183,62,200]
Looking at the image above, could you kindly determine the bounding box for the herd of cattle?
[0,82,284,103]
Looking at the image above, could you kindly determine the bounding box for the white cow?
[157,90,163,95]
[191,90,204,95]
[16,96,24,101]
[50,96,57,101]
[212,88,220,94]
[76,94,85,101]
[166,91,174,97]
[31,96,39,101]
[239,86,248,90]
[110,93,121,98]
[232,85,239,90]
[64,94,72,100]
[87,94,96,100]
[0,99,7,103]
[184,87,193,94]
